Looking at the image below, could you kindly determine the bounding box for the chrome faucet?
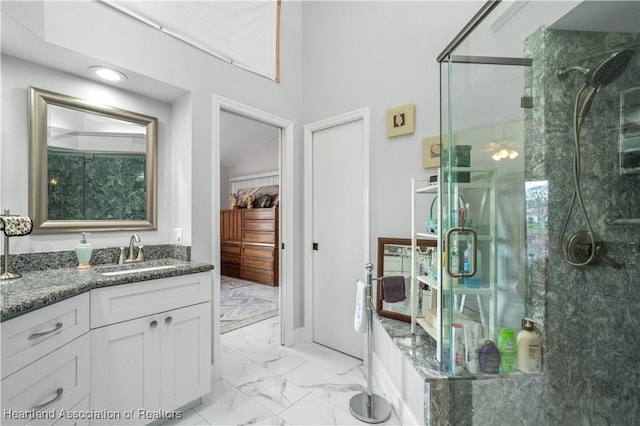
[118,233,144,264]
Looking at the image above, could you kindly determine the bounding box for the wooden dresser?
[220,209,242,278]
[220,208,278,286]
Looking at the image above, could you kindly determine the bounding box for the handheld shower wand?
[556,49,634,269]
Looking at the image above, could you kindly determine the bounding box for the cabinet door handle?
[28,322,63,340]
[150,320,158,328]
[164,316,173,325]
[32,388,63,411]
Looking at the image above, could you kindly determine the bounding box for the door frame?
[303,107,370,343]
[212,95,295,363]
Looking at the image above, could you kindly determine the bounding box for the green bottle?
[498,328,516,373]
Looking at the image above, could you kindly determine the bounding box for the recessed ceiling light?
[89,66,128,83]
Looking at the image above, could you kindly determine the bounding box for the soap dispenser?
[76,232,93,269]
[516,318,542,373]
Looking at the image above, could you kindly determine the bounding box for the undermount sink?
[100,265,177,276]
[95,259,180,276]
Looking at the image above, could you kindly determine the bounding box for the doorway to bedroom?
[219,109,281,335]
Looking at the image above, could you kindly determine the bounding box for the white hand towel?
[0,216,33,237]
[354,279,367,333]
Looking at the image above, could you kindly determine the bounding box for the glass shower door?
[439,54,530,375]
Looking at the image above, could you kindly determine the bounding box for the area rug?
[220,275,279,334]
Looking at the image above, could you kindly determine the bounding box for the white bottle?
[450,242,459,288]
[464,242,482,288]
[516,318,541,373]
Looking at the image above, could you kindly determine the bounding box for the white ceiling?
[550,1,640,33]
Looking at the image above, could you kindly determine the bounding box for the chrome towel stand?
[349,262,392,423]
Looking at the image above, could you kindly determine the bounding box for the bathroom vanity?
[0,258,213,426]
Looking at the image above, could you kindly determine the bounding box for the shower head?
[556,49,634,88]
[557,50,636,123]
[584,49,634,88]
[578,50,634,122]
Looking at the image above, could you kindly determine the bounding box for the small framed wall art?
[386,104,415,138]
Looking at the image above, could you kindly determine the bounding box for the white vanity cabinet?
[89,273,212,425]
[1,293,90,426]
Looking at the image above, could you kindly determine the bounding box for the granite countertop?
[0,258,214,322]
[376,314,448,380]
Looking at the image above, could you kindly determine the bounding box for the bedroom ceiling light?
[89,66,128,82]
[492,149,519,161]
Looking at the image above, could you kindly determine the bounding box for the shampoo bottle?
[451,323,464,376]
[517,318,542,373]
[479,340,500,374]
[76,232,93,269]
[450,241,459,288]
[464,242,482,288]
[498,328,516,373]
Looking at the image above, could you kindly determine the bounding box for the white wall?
[302,0,481,251]
[171,92,193,246]
[0,55,174,253]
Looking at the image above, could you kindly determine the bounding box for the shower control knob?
[567,231,622,269]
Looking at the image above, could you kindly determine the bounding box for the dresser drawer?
[221,253,241,265]
[242,244,275,260]
[243,208,276,220]
[221,264,241,278]
[241,268,275,285]
[242,220,275,232]
[241,256,274,271]
[90,272,212,328]
[221,242,241,255]
[242,231,276,244]
[1,293,89,380]
[1,333,90,426]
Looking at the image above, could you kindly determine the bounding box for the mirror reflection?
[47,104,147,221]
[376,237,436,322]
[29,87,158,233]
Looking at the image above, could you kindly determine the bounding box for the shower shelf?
[620,87,640,175]
[610,218,640,226]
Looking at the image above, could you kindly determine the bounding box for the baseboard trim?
[292,326,305,346]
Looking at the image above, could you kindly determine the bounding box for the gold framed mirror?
[376,237,436,322]
[28,87,158,233]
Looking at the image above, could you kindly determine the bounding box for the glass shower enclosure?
[429,1,639,424]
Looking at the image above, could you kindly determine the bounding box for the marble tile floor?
[165,315,403,426]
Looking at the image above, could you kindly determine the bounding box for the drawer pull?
[28,322,63,340]
[32,388,63,411]
[150,320,158,328]
[165,316,173,325]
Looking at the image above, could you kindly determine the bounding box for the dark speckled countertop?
[376,314,447,380]
[0,258,214,322]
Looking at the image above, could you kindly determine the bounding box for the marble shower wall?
[524,27,640,425]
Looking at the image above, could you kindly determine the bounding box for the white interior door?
[308,111,369,359]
